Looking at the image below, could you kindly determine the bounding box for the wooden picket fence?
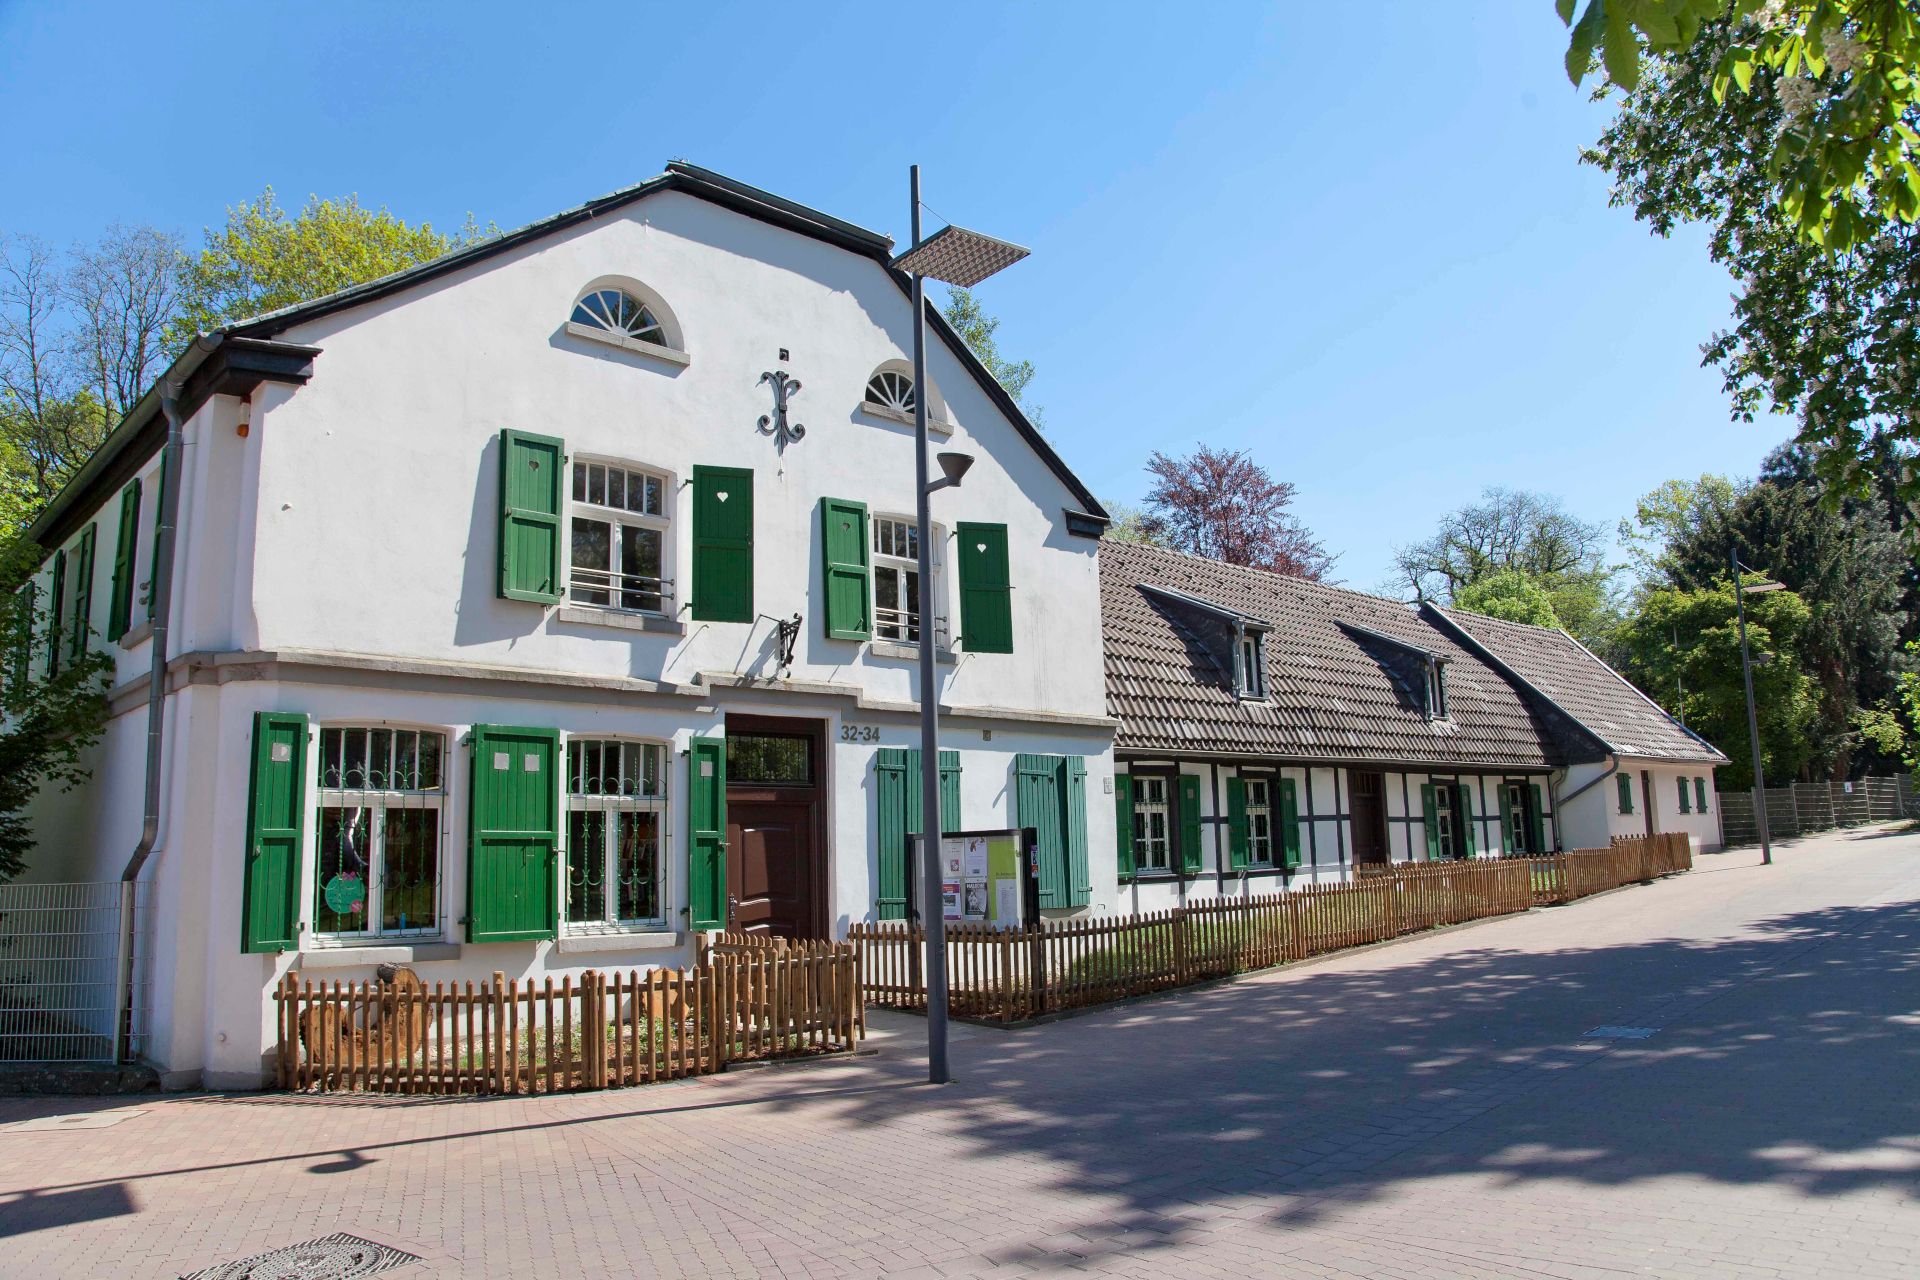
[851,834,1690,1024]
[272,939,860,1095]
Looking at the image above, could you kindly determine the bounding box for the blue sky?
[0,1,1774,591]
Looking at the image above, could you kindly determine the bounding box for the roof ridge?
[1101,538,1418,612]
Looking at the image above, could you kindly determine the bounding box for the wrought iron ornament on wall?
[757,369,805,452]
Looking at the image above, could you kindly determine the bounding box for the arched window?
[865,370,916,414]
[571,288,668,346]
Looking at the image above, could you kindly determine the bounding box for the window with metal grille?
[570,459,672,616]
[871,515,946,646]
[1246,777,1275,865]
[314,727,446,940]
[1132,775,1173,873]
[565,740,667,931]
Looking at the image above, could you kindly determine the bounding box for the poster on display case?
[910,829,1034,927]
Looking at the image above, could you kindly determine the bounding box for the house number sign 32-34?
[840,725,881,743]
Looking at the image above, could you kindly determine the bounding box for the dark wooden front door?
[1349,770,1388,864]
[725,716,826,939]
[1640,769,1657,836]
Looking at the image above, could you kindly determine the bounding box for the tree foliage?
[1612,575,1819,788]
[0,541,112,881]
[1139,445,1334,579]
[1099,499,1166,547]
[1452,569,1565,630]
[941,287,1036,407]
[1561,0,1920,251]
[1391,488,1616,644]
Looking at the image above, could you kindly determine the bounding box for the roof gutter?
[116,333,221,1061]
[1557,753,1622,806]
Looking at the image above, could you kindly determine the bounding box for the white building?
[1099,541,1726,907]
[20,163,1117,1088]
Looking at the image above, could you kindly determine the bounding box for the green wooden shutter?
[1528,783,1547,853]
[1114,773,1135,881]
[819,497,871,640]
[1695,777,1708,813]
[1279,777,1302,869]
[108,480,141,642]
[1676,776,1690,812]
[1498,783,1517,854]
[242,711,307,953]
[1421,783,1440,859]
[44,550,65,678]
[1226,776,1250,871]
[1177,774,1203,875]
[903,749,963,836]
[146,451,168,623]
[955,522,1013,654]
[1063,757,1091,907]
[686,736,727,929]
[497,430,565,603]
[874,749,909,919]
[1015,754,1066,908]
[66,523,96,664]
[691,466,754,622]
[1457,783,1476,856]
[8,583,33,694]
[1617,773,1634,814]
[467,725,560,942]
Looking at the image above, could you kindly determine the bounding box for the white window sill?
[564,321,691,367]
[860,402,954,437]
[556,605,685,635]
[869,640,955,664]
[556,929,681,954]
[299,941,461,968]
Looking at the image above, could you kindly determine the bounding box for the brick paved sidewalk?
[3,826,1917,1279]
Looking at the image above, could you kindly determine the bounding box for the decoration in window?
[570,459,670,615]
[570,288,668,347]
[865,370,915,414]
[314,727,445,940]
[1132,776,1173,873]
[565,740,666,930]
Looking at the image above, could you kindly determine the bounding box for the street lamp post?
[1732,548,1785,866]
[891,166,1029,1085]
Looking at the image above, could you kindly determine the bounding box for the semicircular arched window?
[865,370,916,414]
[571,288,668,347]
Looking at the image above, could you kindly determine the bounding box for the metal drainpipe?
[115,342,211,1062]
[1552,754,1622,851]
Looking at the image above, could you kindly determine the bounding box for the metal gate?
[0,880,151,1063]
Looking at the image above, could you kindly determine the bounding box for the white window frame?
[312,724,449,943]
[1245,776,1275,867]
[568,456,675,618]
[1425,660,1450,720]
[563,738,670,933]
[564,280,690,367]
[1133,775,1174,874]
[1235,625,1269,700]
[1431,783,1458,859]
[870,513,948,648]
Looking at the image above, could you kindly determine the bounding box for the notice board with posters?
[910,828,1034,927]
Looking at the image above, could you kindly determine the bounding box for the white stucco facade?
[1556,758,1723,854]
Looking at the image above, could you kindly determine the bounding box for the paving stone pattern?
[2,826,1916,1279]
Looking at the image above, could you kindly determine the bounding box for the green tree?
[1559,0,1920,251]
[1580,12,1920,517]
[1452,569,1564,629]
[172,189,476,341]
[0,540,112,881]
[1614,575,1819,788]
[1100,499,1166,546]
[941,286,1036,407]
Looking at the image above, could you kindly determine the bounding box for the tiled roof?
[1099,541,1564,768]
[1432,606,1729,765]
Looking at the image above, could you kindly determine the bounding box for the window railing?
[569,571,674,617]
[873,610,950,647]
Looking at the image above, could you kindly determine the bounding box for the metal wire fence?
[0,880,151,1063]
[1718,776,1916,847]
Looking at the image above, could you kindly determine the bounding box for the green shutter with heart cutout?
[497,431,565,603]
[820,497,871,640]
[956,522,1012,653]
[692,466,754,622]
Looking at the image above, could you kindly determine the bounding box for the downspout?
[116,335,220,1061]
[1553,754,1622,850]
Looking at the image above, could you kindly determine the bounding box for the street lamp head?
[1745,580,1787,594]
[892,223,1030,287]
[937,451,974,486]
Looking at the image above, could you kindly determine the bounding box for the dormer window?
[1424,659,1450,720]
[1234,625,1269,700]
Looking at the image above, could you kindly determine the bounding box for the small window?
[1431,784,1459,858]
[865,370,915,414]
[1132,775,1174,874]
[1245,777,1275,866]
[1425,660,1450,719]
[871,515,946,647]
[314,727,446,940]
[571,288,668,346]
[1504,782,1534,854]
[570,459,671,615]
[1235,629,1268,700]
[1617,773,1634,815]
[565,740,666,930]
[1695,777,1709,813]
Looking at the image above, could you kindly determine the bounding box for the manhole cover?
[1584,1025,1657,1039]
[180,1234,419,1280]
